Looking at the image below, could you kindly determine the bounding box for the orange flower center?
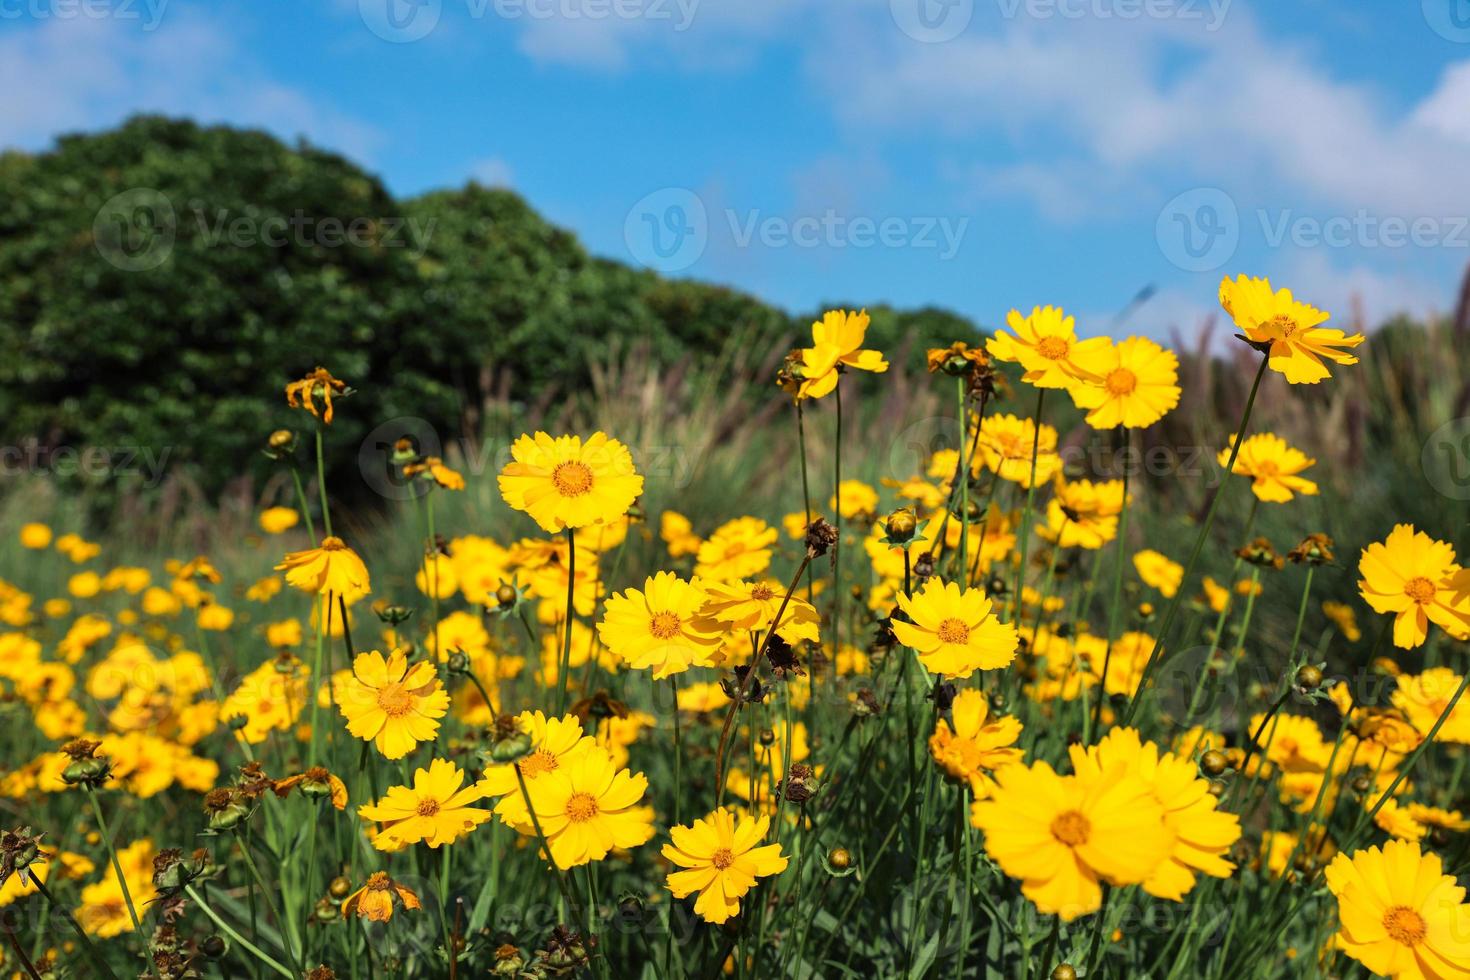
[376,683,414,718]
[321,536,347,551]
[1050,809,1091,846]
[366,872,391,891]
[1405,577,1437,604]
[256,699,274,714]
[1254,460,1280,477]
[936,618,970,645]
[552,461,594,497]
[1036,336,1070,360]
[649,611,682,640]
[711,848,735,869]
[565,792,600,823]
[519,749,558,778]
[1382,905,1426,946]
[1104,368,1137,396]
[750,584,776,601]
[416,798,441,817]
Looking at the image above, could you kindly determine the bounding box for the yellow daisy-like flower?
[497,432,644,534]
[829,479,879,519]
[284,366,349,423]
[663,808,789,924]
[274,536,371,601]
[1323,600,1362,642]
[1325,839,1470,978]
[220,660,309,744]
[1358,524,1470,650]
[986,305,1110,390]
[476,711,599,825]
[660,511,704,558]
[598,572,725,679]
[1219,275,1364,384]
[970,758,1169,921]
[340,871,422,922]
[19,523,53,549]
[338,649,450,760]
[403,456,466,491]
[358,758,491,850]
[258,507,299,534]
[1133,549,1183,598]
[1039,478,1127,550]
[694,517,778,582]
[698,578,820,644]
[1218,433,1319,503]
[976,413,1063,488]
[515,746,656,867]
[75,839,157,938]
[892,578,1019,679]
[929,689,1024,799]
[1069,336,1181,429]
[795,309,888,400]
[1392,668,1470,744]
[1069,728,1240,901]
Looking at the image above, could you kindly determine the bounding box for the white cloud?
[470,156,515,186]
[0,14,382,161]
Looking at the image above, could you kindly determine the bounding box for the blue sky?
[4,0,1470,339]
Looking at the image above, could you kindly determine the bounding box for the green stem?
[83,786,143,941]
[29,876,120,980]
[1119,354,1270,727]
[557,528,577,714]
[957,375,970,575]
[1012,387,1046,622]
[314,427,333,538]
[1092,427,1131,734]
[185,884,297,979]
[288,465,317,542]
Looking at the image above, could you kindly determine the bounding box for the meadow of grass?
[3,285,1470,979]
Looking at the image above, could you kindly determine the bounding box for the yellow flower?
[220,659,309,744]
[976,413,1063,488]
[598,572,725,679]
[476,711,598,825]
[829,479,879,519]
[694,517,778,582]
[660,511,703,558]
[1358,524,1470,649]
[275,536,371,601]
[1134,550,1183,598]
[341,871,422,921]
[1393,668,1470,744]
[258,507,299,534]
[892,578,1019,678]
[404,456,466,490]
[663,808,788,924]
[498,432,643,534]
[68,571,101,599]
[265,618,303,648]
[986,305,1110,390]
[1219,275,1364,384]
[1322,600,1362,642]
[1069,728,1240,901]
[284,366,348,423]
[1069,336,1181,429]
[415,553,459,600]
[358,758,491,850]
[929,689,1023,798]
[75,839,156,937]
[970,758,1169,920]
[338,649,450,759]
[698,579,820,644]
[514,746,655,867]
[1039,478,1127,550]
[196,601,234,631]
[1325,839,1470,978]
[794,309,888,400]
[19,523,52,549]
[1218,433,1318,503]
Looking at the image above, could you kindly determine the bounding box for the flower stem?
[29,876,119,980]
[957,375,970,575]
[1119,353,1269,726]
[185,884,296,979]
[1012,387,1046,622]
[314,427,333,538]
[83,786,143,941]
[556,527,577,715]
[1091,426,1131,735]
